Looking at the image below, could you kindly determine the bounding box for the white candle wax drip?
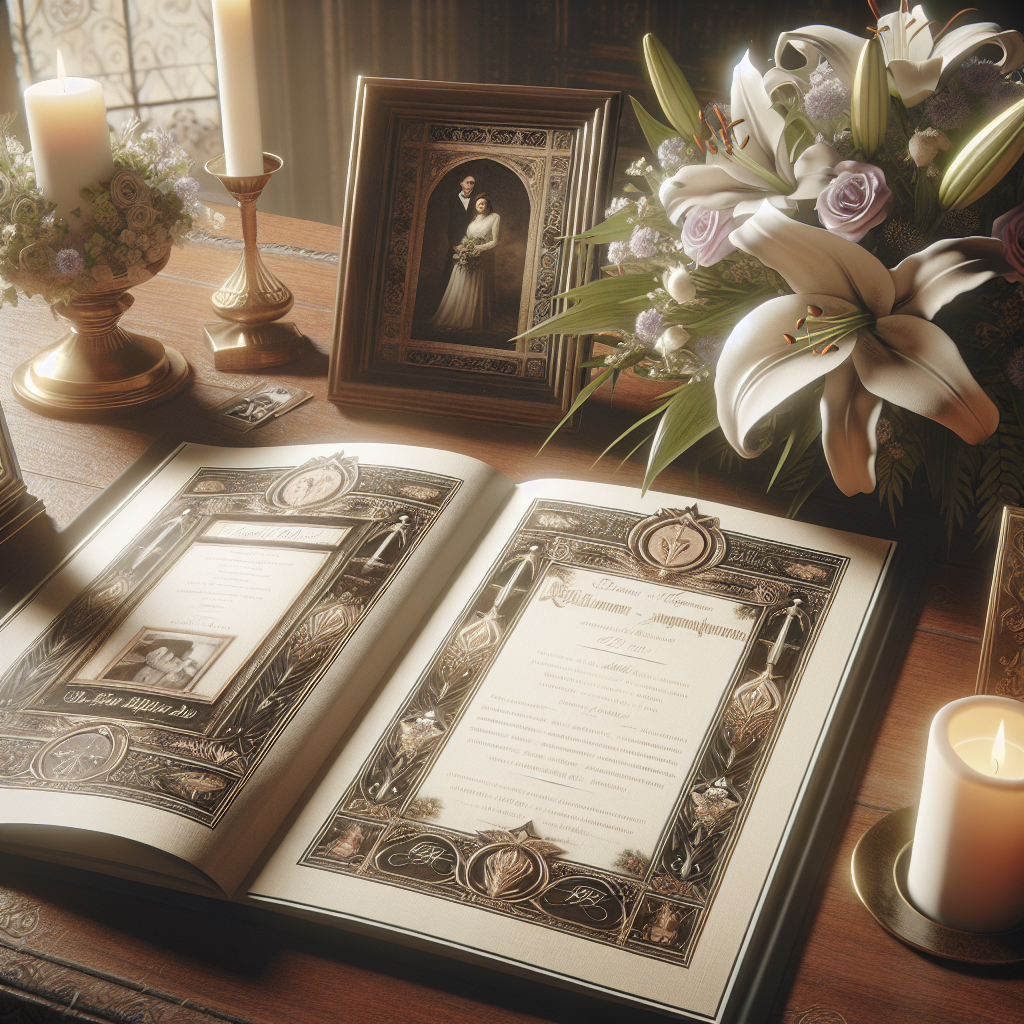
[23,50,114,224]
[907,696,1024,933]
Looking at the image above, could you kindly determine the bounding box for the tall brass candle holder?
[203,153,304,370]
[11,251,191,415]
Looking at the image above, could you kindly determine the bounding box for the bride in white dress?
[429,194,500,332]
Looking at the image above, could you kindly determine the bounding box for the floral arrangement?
[453,235,481,273]
[523,4,1024,541]
[0,116,221,308]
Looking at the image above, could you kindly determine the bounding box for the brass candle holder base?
[204,153,304,371]
[12,254,190,415]
[851,806,1024,964]
[203,321,305,371]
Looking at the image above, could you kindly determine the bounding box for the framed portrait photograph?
[328,78,620,427]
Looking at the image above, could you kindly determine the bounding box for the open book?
[0,441,912,1022]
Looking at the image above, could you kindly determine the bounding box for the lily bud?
[939,97,1024,211]
[662,266,696,304]
[643,34,701,140]
[851,36,888,159]
[655,325,691,358]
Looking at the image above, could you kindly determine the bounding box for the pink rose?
[682,206,737,266]
[992,201,1024,284]
[815,161,894,242]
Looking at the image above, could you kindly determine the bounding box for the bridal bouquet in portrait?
[524,5,1024,540]
[454,235,481,273]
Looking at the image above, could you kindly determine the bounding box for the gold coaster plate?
[851,805,1024,964]
[203,321,306,371]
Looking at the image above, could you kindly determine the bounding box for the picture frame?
[976,504,1024,701]
[328,78,620,428]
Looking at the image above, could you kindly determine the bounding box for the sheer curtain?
[252,0,482,226]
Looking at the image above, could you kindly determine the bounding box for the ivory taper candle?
[23,51,113,223]
[212,0,264,176]
[906,695,1024,932]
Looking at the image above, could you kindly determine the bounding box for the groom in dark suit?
[442,173,477,290]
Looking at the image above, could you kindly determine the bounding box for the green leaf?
[564,205,634,244]
[629,95,680,153]
[513,293,655,340]
[553,271,659,303]
[768,385,824,491]
[642,377,720,493]
[538,354,648,454]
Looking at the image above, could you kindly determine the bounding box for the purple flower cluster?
[804,78,848,121]
[629,225,659,259]
[959,57,1003,94]
[815,161,893,242]
[634,308,666,344]
[925,91,971,130]
[606,240,629,265]
[54,248,84,276]
[657,136,686,173]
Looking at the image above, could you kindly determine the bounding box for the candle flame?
[56,49,66,92]
[992,719,1006,775]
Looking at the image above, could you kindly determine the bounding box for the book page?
[252,479,893,1019]
[0,442,512,895]
[418,566,756,871]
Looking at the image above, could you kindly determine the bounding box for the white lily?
[660,52,840,226]
[715,202,1007,495]
[765,5,1024,108]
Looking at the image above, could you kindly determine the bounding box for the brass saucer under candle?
[203,152,304,370]
[851,806,1024,964]
[12,251,190,415]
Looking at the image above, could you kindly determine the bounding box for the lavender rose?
[815,161,893,242]
[681,206,737,266]
[992,201,1024,284]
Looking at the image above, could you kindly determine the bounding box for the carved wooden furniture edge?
[0,932,255,1024]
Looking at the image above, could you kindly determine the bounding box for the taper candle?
[212,0,264,176]
[906,695,1024,932]
[23,51,113,223]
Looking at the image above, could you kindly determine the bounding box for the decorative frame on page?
[300,498,848,966]
[0,454,461,825]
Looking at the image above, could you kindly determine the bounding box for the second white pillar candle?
[212,0,265,177]
[906,695,1024,932]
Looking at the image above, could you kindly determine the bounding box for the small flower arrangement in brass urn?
[0,117,221,414]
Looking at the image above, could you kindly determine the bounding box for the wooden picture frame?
[976,504,1024,701]
[327,78,620,428]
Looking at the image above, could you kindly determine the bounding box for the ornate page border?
[300,498,847,966]
[0,457,461,826]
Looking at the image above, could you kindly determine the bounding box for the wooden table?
[0,208,1019,1024]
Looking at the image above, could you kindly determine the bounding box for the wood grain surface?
[0,205,1019,1024]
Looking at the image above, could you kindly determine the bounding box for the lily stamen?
[692,133,705,153]
[807,305,823,317]
[934,8,979,42]
[866,0,880,19]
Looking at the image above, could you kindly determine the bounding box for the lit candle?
[23,51,114,224]
[212,0,265,176]
[906,695,1024,932]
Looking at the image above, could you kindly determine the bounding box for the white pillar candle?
[212,0,265,176]
[906,695,1024,932]
[23,52,114,224]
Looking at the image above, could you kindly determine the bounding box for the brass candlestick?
[203,152,305,370]
[12,251,191,415]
